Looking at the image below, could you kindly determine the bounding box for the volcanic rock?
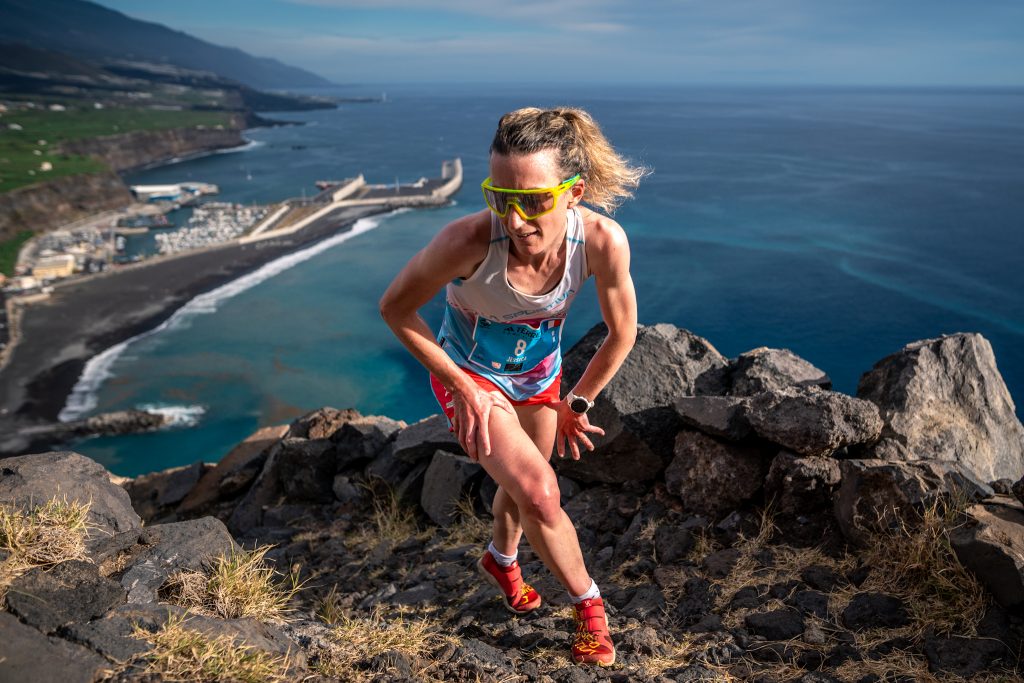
[0,451,141,547]
[948,498,1024,610]
[420,450,483,527]
[856,333,1024,481]
[556,322,729,483]
[664,430,766,518]
[727,347,832,395]
[834,458,993,545]
[744,386,883,457]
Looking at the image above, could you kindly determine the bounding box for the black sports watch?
[566,391,595,415]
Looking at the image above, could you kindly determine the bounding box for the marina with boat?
[3,158,462,293]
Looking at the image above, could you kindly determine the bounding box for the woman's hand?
[555,401,606,460]
[451,387,514,461]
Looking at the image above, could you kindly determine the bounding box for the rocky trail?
[2,323,1023,681]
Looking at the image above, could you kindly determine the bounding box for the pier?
[241,158,462,242]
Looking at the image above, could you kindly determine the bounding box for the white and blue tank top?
[438,208,588,401]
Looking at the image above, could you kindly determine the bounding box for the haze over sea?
[66,84,1024,477]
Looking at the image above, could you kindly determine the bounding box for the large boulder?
[178,424,288,516]
[0,451,142,548]
[236,414,405,511]
[6,559,125,634]
[331,414,405,471]
[856,333,1024,481]
[124,460,208,523]
[0,612,109,683]
[420,450,483,527]
[285,407,363,439]
[110,516,239,603]
[727,347,832,395]
[227,433,334,532]
[949,498,1024,610]
[834,459,994,545]
[557,323,729,483]
[276,438,337,503]
[664,430,767,518]
[65,604,306,675]
[744,387,883,458]
[674,396,751,441]
[392,414,462,463]
[765,451,842,516]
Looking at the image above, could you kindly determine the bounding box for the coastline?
[0,203,389,455]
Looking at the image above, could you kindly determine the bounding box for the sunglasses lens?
[518,193,553,218]
[483,188,509,216]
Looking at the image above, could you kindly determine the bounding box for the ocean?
[63,84,1024,477]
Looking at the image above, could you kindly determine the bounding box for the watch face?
[570,397,590,414]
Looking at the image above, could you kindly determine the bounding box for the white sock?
[487,541,517,567]
[570,579,601,604]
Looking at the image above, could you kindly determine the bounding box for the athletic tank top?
[437,208,588,401]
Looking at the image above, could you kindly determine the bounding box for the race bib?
[468,317,563,375]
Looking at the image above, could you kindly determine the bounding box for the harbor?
[2,159,462,293]
[0,157,463,450]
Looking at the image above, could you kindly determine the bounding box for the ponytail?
[490,107,648,214]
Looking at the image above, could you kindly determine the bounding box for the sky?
[93,0,1024,86]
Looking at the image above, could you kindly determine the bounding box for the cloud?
[571,22,629,33]
[285,0,618,19]
[183,0,1024,84]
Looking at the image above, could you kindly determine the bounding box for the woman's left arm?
[556,216,638,459]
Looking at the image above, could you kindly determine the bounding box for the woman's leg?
[491,403,557,555]
[479,405,590,595]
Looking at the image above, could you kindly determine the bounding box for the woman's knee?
[518,477,562,526]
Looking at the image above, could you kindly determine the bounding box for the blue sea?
[64,84,1024,477]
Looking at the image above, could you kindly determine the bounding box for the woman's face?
[488,149,581,259]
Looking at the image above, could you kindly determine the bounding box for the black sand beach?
[0,204,388,455]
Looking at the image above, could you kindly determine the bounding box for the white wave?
[156,139,263,167]
[212,139,265,154]
[59,211,400,422]
[138,403,206,428]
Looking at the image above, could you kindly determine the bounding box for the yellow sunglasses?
[481,174,580,220]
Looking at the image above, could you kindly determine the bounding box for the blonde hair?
[490,107,648,214]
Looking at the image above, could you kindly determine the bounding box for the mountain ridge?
[0,0,333,90]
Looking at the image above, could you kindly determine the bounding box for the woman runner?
[380,106,645,667]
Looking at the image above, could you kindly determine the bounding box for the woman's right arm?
[378,211,512,459]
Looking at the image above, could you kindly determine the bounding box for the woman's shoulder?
[429,209,493,279]
[578,206,629,255]
[436,209,492,246]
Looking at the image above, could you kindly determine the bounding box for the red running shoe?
[477,551,542,614]
[572,597,616,667]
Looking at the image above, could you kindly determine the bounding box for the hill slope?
[0,0,332,90]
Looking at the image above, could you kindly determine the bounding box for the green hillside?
[0,107,232,193]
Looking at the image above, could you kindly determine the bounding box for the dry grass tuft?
[316,605,457,679]
[442,496,492,548]
[711,506,777,614]
[524,645,574,674]
[316,584,345,626]
[687,527,719,566]
[0,495,93,597]
[834,647,940,683]
[639,632,739,680]
[130,611,293,682]
[350,483,421,548]
[856,495,989,636]
[162,545,301,623]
